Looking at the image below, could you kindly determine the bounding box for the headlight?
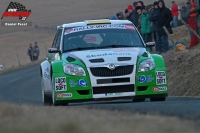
[63,64,86,76]
[138,59,155,72]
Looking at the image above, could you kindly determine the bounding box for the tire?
[41,77,52,105]
[150,97,166,102]
[51,75,68,106]
[42,91,52,105]
[132,98,146,102]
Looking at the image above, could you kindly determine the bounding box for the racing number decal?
[55,77,67,91]
[156,71,166,85]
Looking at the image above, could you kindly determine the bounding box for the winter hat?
[137,1,144,6]
[125,9,128,14]
[127,5,133,10]
[153,1,158,6]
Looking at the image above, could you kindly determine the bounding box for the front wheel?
[42,91,52,105]
[150,97,166,102]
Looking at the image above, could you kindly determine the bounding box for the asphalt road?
[0,64,200,121]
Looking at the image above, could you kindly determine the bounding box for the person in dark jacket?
[180,3,188,24]
[127,5,138,26]
[149,1,159,52]
[157,0,173,53]
[27,43,34,61]
[125,9,130,20]
[116,12,126,20]
[33,42,40,60]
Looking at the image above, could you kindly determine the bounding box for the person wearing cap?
[149,1,160,52]
[157,0,173,53]
[186,0,199,48]
[127,5,138,26]
[171,1,179,28]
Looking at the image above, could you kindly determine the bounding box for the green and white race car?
[40,19,168,106]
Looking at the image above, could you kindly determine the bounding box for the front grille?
[93,84,134,94]
[90,65,134,77]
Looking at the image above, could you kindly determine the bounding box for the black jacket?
[157,0,173,35]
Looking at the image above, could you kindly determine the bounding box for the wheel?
[42,91,52,105]
[41,77,52,105]
[132,98,146,102]
[51,75,68,106]
[150,97,166,102]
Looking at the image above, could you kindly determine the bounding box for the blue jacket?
[130,10,138,27]
[149,8,159,31]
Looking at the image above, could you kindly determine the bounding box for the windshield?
[62,24,144,52]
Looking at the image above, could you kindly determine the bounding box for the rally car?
[40,19,168,106]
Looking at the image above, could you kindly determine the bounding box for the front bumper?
[52,68,168,102]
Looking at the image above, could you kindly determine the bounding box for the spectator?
[149,1,159,52]
[125,9,130,20]
[157,0,173,53]
[136,6,142,33]
[133,2,138,8]
[27,43,34,61]
[186,0,199,48]
[127,5,138,26]
[171,1,179,28]
[116,12,125,20]
[33,42,40,61]
[137,1,144,7]
[180,3,188,24]
[141,6,152,51]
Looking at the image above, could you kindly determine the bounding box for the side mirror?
[146,42,155,47]
[48,48,60,53]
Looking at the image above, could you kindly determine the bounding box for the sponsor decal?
[55,77,67,91]
[56,93,72,98]
[153,86,168,92]
[112,48,137,52]
[69,79,88,87]
[43,67,50,80]
[105,92,122,96]
[64,28,73,34]
[156,71,166,85]
[56,94,63,98]
[83,36,96,42]
[55,53,60,60]
[86,52,131,58]
[139,75,154,83]
[125,25,136,30]
[69,80,77,87]
[78,79,87,87]
[64,24,126,35]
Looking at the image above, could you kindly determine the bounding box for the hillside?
[163,25,200,96]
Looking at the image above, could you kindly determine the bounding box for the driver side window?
[52,29,62,49]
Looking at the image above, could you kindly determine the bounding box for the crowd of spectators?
[111,0,200,53]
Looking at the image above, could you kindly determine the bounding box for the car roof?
[57,19,133,29]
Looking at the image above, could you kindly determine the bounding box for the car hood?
[63,48,146,67]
